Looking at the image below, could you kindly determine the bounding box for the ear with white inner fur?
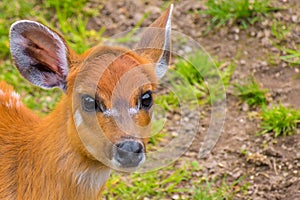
[9,20,69,91]
[135,4,173,79]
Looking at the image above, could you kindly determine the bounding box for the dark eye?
[141,91,153,109]
[81,95,96,112]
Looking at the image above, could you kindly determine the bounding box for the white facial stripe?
[0,89,4,96]
[74,109,83,127]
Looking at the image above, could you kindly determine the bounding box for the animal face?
[68,47,158,170]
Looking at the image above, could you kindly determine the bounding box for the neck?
[18,95,111,200]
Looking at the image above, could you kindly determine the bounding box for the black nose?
[114,141,145,168]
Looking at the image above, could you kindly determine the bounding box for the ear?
[9,20,69,90]
[135,4,173,79]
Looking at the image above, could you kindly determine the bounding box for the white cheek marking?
[0,89,4,96]
[103,107,139,117]
[129,107,139,115]
[104,109,120,117]
[74,109,83,127]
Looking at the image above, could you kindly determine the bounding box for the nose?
[114,141,145,168]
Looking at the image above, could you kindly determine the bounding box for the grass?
[193,176,248,200]
[234,78,268,108]
[280,48,300,66]
[202,0,275,31]
[104,163,193,199]
[259,104,300,137]
[43,0,105,54]
[155,91,180,112]
[155,51,235,111]
[0,0,36,59]
[271,20,291,44]
[103,161,243,199]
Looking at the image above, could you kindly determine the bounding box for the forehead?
[73,46,158,101]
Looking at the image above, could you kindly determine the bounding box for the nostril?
[114,141,145,168]
[116,141,143,154]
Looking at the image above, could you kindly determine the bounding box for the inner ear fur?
[9,20,70,90]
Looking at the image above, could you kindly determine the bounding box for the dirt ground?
[88,0,300,199]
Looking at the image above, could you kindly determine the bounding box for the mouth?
[111,140,146,170]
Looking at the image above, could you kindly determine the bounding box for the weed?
[192,176,248,200]
[155,92,180,111]
[258,104,300,137]
[280,48,300,66]
[202,0,275,31]
[148,118,167,146]
[271,20,291,43]
[234,78,268,108]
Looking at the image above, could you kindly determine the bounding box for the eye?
[140,91,153,109]
[81,95,96,112]
[81,95,105,113]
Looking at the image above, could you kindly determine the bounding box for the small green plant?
[234,78,268,107]
[280,48,300,66]
[202,0,275,31]
[271,20,291,43]
[192,176,248,200]
[155,92,180,111]
[259,104,300,137]
[148,118,167,146]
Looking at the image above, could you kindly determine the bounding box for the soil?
[87,0,300,199]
